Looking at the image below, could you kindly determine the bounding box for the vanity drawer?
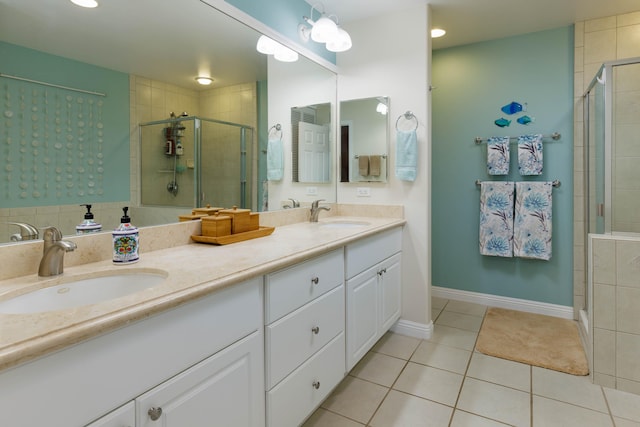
[346,227,402,279]
[265,249,344,323]
[266,284,344,389]
[266,333,345,427]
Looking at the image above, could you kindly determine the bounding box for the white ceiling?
[315,0,640,49]
[1,0,638,90]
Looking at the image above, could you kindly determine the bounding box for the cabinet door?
[346,267,378,371]
[380,253,402,332]
[85,402,135,427]
[136,331,264,427]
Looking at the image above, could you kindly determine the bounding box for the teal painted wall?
[0,41,130,208]
[226,0,336,64]
[431,27,574,306]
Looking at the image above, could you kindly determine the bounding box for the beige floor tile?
[436,311,484,332]
[457,378,530,427]
[532,367,608,413]
[604,387,640,422]
[369,390,453,427]
[532,395,613,427]
[450,410,511,427]
[410,341,472,374]
[371,332,421,360]
[432,307,443,321]
[321,376,388,424]
[429,324,478,351]
[443,300,488,317]
[614,418,640,427]
[302,408,364,427]
[350,351,406,387]
[467,352,530,392]
[432,296,449,310]
[393,362,464,407]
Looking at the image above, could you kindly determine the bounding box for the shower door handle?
[597,203,604,217]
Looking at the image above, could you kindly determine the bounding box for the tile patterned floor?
[303,298,640,427]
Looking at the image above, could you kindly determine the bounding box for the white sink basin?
[0,270,167,314]
[319,220,371,229]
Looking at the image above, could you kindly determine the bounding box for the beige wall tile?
[617,332,640,382]
[575,21,585,47]
[617,286,640,334]
[593,372,616,388]
[594,283,616,329]
[584,29,617,65]
[585,16,617,32]
[618,378,640,395]
[593,238,616,284]
[594,327,616,376]
[619,11,640,27]
[617,240,640,286]
[618,25,640,58]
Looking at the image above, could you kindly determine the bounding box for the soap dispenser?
[76,204,102,234]
[112,207,139,264]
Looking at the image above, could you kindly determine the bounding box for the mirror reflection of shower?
[164,112,188,197]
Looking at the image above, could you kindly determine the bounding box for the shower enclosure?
[584,57,640,236]
[139,116,255,211]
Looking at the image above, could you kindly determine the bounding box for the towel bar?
[475,180,561,188]
[474,132,561,144]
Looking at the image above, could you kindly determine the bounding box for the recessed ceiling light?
[195,77,214,85]
[70,0,98,8]
[431,28,446,38]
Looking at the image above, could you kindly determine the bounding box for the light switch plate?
[356,187,371,197]
[306,186,318,196]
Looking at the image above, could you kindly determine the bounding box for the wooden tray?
[191,226,275,245]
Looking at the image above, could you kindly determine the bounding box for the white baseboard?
[432,286,574,319]
[391,319,433,339]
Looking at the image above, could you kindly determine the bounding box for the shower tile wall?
[573,10,640,319]
[591,235,640,394]
[130,76,257,220]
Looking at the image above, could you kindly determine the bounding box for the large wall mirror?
[0,0,337,244]
[340,97,390,183]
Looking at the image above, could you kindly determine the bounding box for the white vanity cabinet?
[0,278,264,427]
[264,249,346,427]
[86,402,135,427]
[345,227,402,371]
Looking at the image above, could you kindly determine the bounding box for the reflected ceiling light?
[299,3,351,52]
[376,102,388,115]
[195,76,214,85]
[256,35,278,55]
[70,0,98,7]
[256,35,298,62]
[431,28,446,38]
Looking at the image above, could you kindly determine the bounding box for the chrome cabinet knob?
[311,277,319,285]
[311,326,320,334]
[312,380,320,389]
[148,407,163,421]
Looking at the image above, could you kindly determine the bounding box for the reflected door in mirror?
[298,123,330,182]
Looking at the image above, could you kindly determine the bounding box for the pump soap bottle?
[112,207,139,264]
[76,204,102,234]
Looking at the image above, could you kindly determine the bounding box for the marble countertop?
[0,216,404,371]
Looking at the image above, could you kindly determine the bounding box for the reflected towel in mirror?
[267,138,284,181]
[369,155,381,177]
[358,155,370,176]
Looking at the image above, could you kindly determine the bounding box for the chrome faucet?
[38,226,77,277]
[8,222,39,242]
[310,199,330,222]
[289,198,300,208]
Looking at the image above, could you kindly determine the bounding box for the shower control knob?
[148,407,163,421]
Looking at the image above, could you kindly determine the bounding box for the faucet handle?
[311,199,325,208]
[8,222,39,241]
[41,226,63,242]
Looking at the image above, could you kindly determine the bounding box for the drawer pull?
[312,380,321,390]
[148,407,163,421]
[377,268,387,276]
[311,326,320,335]
[311,277,319,285]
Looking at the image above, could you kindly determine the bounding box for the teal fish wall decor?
[494,118,511,128]
[501,101,526,115]
[517,115,534,125]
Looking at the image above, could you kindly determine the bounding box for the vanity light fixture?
[299,3,352,52]
[431,28,446,38]
[70,0,98,8]
[256,35,298,62]
[195,76,214,85]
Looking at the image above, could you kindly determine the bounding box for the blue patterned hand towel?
[518,134,543,175]
[395,129,417,181]
[267,138,284,181]
[479,181,514,257]
[487,136,510,175]
[514,182,552,260]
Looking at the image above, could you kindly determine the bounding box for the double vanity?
[0,213,404,427]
